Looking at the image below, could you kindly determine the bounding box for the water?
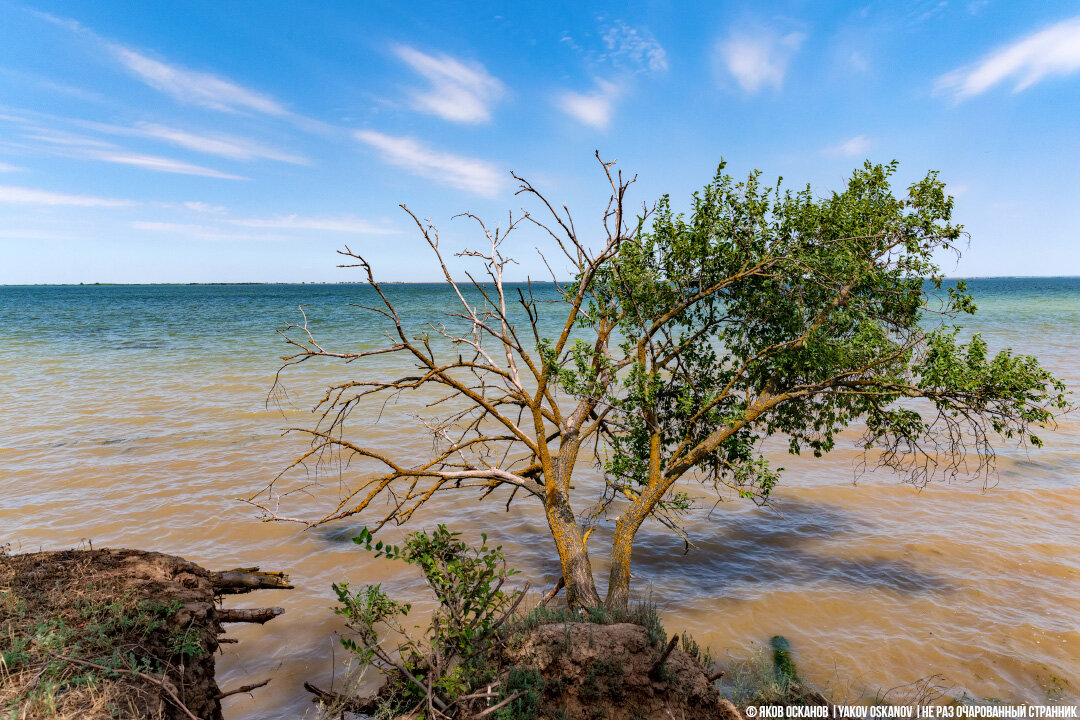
[1,279,1077,716]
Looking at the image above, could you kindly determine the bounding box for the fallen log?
[211,568,294,594]
[216,607,284,624]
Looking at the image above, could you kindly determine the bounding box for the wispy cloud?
[127,123,308,164]
[0,185,135,207]
[601,22,668,73]
[7,120,246,179]
[716,29,806,93]
[0,162,21,172]
[355,130,504,197]
[86,150,247,180]
[557,79,623,131]
[230,214,397,234]
[937,16,1080,101]
[823,135,872,157]
[112,46,288,116]
[393,46,505,124]
[130,221,290,241]
[33,13,288,116]
[26,129,115,149]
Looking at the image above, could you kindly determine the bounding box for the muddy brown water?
[1,282,1077,717]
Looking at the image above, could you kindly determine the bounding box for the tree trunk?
[545,502,601,608]
[605,505,647,611]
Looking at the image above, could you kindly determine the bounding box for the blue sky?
[1,1,1078,283]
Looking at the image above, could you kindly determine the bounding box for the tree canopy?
[254,155,1068,610]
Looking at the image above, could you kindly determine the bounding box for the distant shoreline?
[3,276,1080,288]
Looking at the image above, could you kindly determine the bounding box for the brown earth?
[497,621,746,720]
[0,548,286,720]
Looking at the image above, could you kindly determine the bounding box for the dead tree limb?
[538,576,565,607]
[211,568,294,594]
[215,678,271,699]
[216,607,284,624]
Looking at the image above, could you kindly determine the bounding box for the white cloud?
[27,130,116,149]
[601,22,668,73]
[8,118,245,179]
[0,185,135,207]
[111,46,288,116]
[717,30,806,93]
[230,214,397,234]
[232,213,397,234]
[183,201,227,214]
[129,123,308,164]
[557,79,623,131]
[937,16,1080,101]
[85,150,246,180]
[0,162,20,172]
[393,46,505,124]
[355,130,504,197]
[823,135,872,157]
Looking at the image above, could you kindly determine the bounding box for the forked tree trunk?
[545,501,602,608]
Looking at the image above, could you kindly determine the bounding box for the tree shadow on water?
[630,499,950,602]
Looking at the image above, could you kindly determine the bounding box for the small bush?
[334,525,525,716]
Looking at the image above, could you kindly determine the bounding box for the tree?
[252,155,1068,611]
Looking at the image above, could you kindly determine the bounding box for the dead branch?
[648,635,680,677]
[211,568,294,594]
[538,576,565,607]
[474,690,527,718]
[216,607,284,624]
[215,678,271,699]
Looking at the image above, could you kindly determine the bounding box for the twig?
[215,678,270,699]
[46,652,200,720]
[475,690,526,718]
[490,581,530,631]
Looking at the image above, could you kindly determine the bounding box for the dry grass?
[1,548,216,720]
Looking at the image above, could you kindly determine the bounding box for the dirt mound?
[500,621,743,720]
[0,548,287,720]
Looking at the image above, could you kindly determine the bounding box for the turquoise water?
[1,278,1078,717]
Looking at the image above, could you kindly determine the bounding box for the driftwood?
[216,607,284,624]
[211,567,294,594]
